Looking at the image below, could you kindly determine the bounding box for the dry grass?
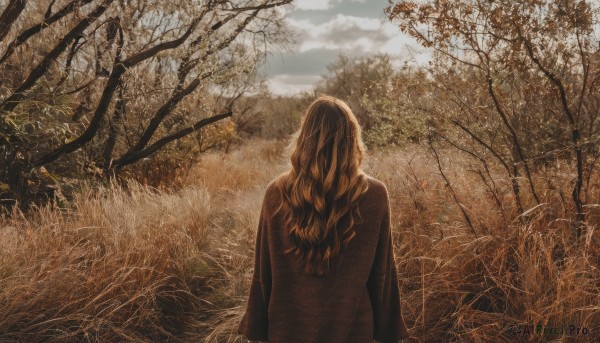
[0,138,598,342]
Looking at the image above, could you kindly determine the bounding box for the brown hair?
[278,95,369,277]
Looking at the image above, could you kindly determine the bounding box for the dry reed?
[0,138,598,342]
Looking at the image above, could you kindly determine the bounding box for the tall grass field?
[0,138,598,342]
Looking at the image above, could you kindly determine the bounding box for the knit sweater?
[237,174,410,343]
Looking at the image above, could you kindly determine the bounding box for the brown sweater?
[237,174,410,343]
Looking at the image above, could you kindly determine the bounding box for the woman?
[237,95,409,343]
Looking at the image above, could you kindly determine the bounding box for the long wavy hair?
[277,95,369,277]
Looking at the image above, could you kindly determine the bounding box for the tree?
[316,54,395,132]
[386,0,600,235]
[0,0,292,208]
[317,53,429,148]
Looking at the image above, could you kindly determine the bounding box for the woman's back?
[237,173,409,343]
[238,95,409,342]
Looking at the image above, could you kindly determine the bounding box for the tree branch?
[0,0,113,114]
[112,111,232,168]
[486,73,540,205]
[228,0,292,12]
[0,0,26,42]
[428,128,478,237]
[0,0,95,64]
[517,27,586,235]
[32,14,208,167]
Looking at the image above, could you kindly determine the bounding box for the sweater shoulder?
[364,174,389,201]
[262,172,288,212]
[265,171,288,197]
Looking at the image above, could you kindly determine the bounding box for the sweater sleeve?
[367,186,410,343]
[237,189,272,342]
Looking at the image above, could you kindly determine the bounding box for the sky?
[262,0,430,96]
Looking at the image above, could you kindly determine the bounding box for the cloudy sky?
[262,0,430,95]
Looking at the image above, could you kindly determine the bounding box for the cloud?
[294,0,332,11]
[264,48,344,76]
[288,15,375,52]
[267,74,321,95]
[265,0,431,95]
[286,15,420,55]
[294,0,368,11]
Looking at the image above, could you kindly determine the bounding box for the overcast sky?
[262,0,430,96]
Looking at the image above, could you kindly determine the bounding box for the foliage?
[316,54,393,131]
[386,0,600,232]
[316,54,430,149]
[0,0,293,209]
